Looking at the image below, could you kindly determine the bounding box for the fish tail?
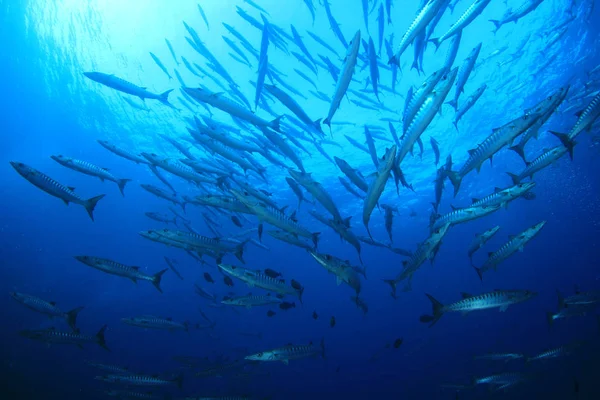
[508,143,526,161]
[235,241,247,264]
[453,119,458,131]
[474,266,483,281]
[158,89,174,107]
[387,54,398,66]
[96,324,109,351]
[424,293,444,327]
[66,306,84,331]
[548,131,576,160]
[311,232,321,249]
[180,201,187,213]
[117,179,132,197]
[382,279,397,298]
[298,286,305,305]
[313,118,324,135]
[444,170,461,197]
[320,337,326,359]
[446,99,457,110]
[546,311,555,330]
[489,20,501,34]
[429,38,441,51]
[84,194,106,221]
[152,269,169,293]
[506,172,520,185]
[173,373,184,389]
[269,115,285,131]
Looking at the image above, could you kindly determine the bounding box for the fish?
[50,155,131,196]
[121,316,191,331]
[245,338,325,364]
[312,311,318,320]
[507,146,568,184]
[430,203,500,233]
[474,353,525,362]
[10,162,105,221]
[420,290,537,327]
[9,292,83,331]
[197,4,210,29]
[430,137,441,165]
[363,146,397,238]
[255,16,270,110]
[164,38,180,65]
[264,268,282,278]
[224,276,235,287]
[86,362,129,374]
[526,342,582,363]
[20,325,108,351]
[222,294,283,309]
[149,52,172,80]
[303,0,316,24]
[83,72,173,107]
[266,310,276,317]
[324,31,361,128]
[97,140,149,165]
[470,183,536,209]
[382,204,397,243]
[140,184,187,210]
[453,84,487,129]
[323,0,348,48]
[351,295,369,314]
[468,225,500,261]
[218,264,304,302]
[309,252,363,293]
[474,221,546,280]
[289,170,343,223]
[447,43,482,110]
[489,0,545,33]
[330,316,336,328]
[183,87,282,131]
[74,256,167,293]
[204,273,215,283]
[265,84,323,135]
[368,37,380,101]
[97,373,183,389]
[393,338,403,348]
[430,0,493,49]
[164,257,184,280]
[279,301,296,310]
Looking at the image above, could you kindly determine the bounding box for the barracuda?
[10,162,105,221]
[83,72,173,107]
[74,256,167,293]
[309,252,364,293]
[363,146,397,238]
[140,184,187,210]
[475,221,546,280]
[468,225,500,260]
[403,67,447,133]
[507,146,568,184]
[421,289,537,327]
[97,373,183,389]
[218,264,304,302]
[151,229,246,263]
[221,294,283,308]
[447,43,482,110]
[266,230,314,251]
[97,140,149,165]
[470,182,536,209]
[551,92,600,159]
[121,316,189,331]
[51,155,131,196]
[20,325,108,350]
[10,292,83,331]
[430,203,500,232]
[230,189,320,247]
[245,338,325,364]
[192,195,252,214]
[430,0,493,49]
[289,169,343,223]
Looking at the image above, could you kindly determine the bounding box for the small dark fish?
[312,311,318,320]
[279,301,296,310]
[203,273,214,283]
[224,276,234,287]
[264,268,282,278]
[291,279,303,291]
[330,316,336,328]
[231,216,243,227]
[267,310,276,317]
[258,223,264,242]
[393,338,403,348]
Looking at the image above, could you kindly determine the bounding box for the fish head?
[9,291,24,301]
[83,72,103,81]
[516,181,536,194]
[9,161,30,175]
[50,155,69,164]
[245,351,274,362]
[531,220,547,233]
[74,255,94,266]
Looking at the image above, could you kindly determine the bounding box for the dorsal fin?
[49,301,57,306]
[68,186,76,191]
[450,205,458,211]
[280,205,289,213]
[508,235,516,240]
[402,261,408,266]
[467,149,477,156]
[494,187,502,193]
[574,110,583,118]
[460,292,473,299]
[131,266,141,270]
[166,317,172,321]
[290,210,297,221]
[102,167,110,171]
[488,252,494,257]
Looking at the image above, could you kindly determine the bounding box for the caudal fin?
[313,118,324,136]
[546,311,555,329]
[96,325,109,351]
[235,240,248,264]
[116,179,132,197]
[269,115,284,131]
[444,170,462,197]
[173,373,184,389]
[424,293,445,327]
[489,20,501,34]
[506,172,520,185]
[549,131,576,160]
[383,279,397,298]
[474,266,484,281]
[84,194,106,221]
[158,89,174,107]
[446,99,458,110]
[66,306,84,331]
[152,268,169,293]
[508,143,526,161]
[311,232,321,249]
[429,37,442,51]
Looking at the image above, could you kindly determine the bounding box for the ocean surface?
[1,0,600,399]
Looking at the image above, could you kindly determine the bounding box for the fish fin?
[117,179,132,197]
[499,305,509,312]
[281,359,289,365]
[548,131,575,160]
[336,277,342,286]
[96,325,110,351]
[506,172,520,185]
[84,194,106,221]
[460,292,473,299]
[152,269,168,293]
[471,198,479,203]
[423,294,444,327]
[66,306,84,331]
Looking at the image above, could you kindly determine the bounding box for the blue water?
[2,0,600,398]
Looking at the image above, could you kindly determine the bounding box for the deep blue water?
[1,0,600,399]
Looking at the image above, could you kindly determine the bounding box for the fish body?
[245,338,325,364]
[363,146,397,238]
[431,203,500,232]
[140,184,187,210]
[74,256,167,293]
[489,0,545,33]
[122,316,189,331]
[289,170,342,223]
[453,84,487,128]
[324,31,361,128]
[475,221,546,279]
[471,182,536,209]
[218,264,303,302]
[149,52,172,80]
[97,140,149,164]
[430,0,493,49]
[20,325,108,350]
[10,162,105,221]
[165,38,180,65]
[51,155,130,196]
[221,294,283,308]
[83,72,173,106]
[266,230,314,251]
[97,374,182,388]
[447,43,482,109]
[422,290,537,326]
[310,252,363,293]
[507,146,568,184]
[468,225,500,260]
[183,87,282,131]
[265,84,323,135]
[10,292,83,331]
[474,353,524,362]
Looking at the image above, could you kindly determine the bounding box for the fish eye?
[257,352,263,357]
